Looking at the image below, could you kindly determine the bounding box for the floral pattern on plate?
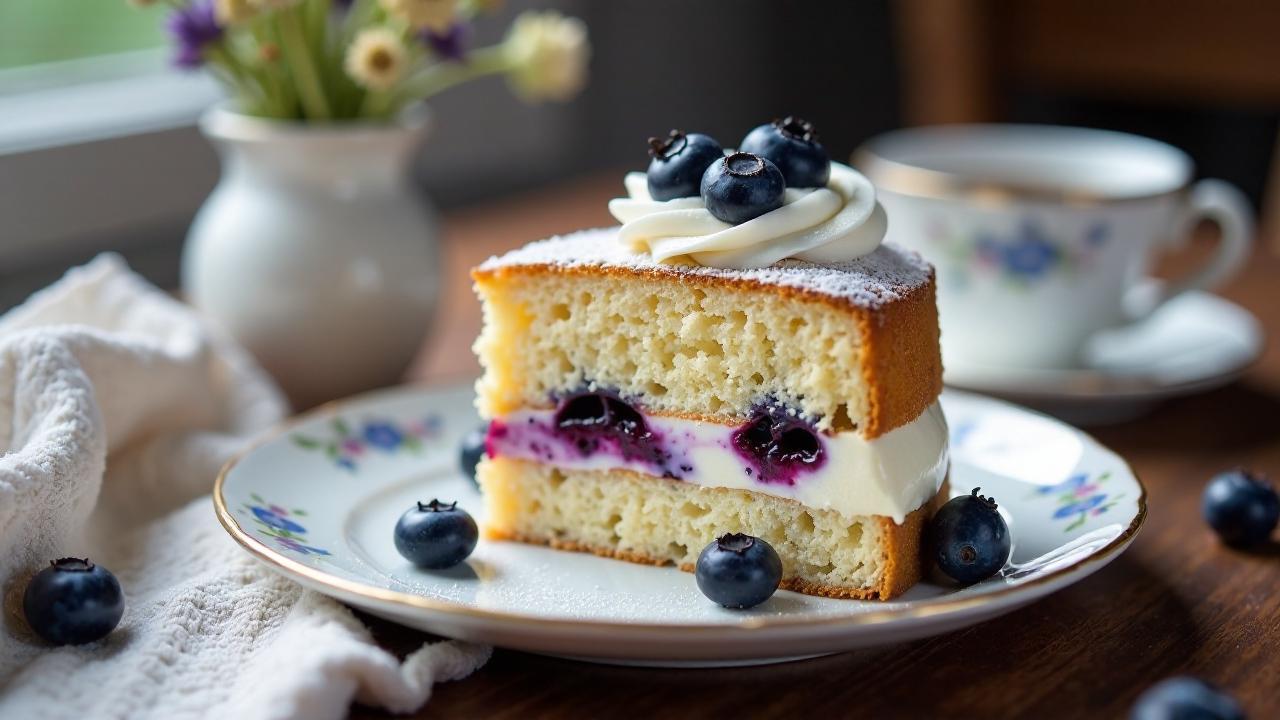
[927,219,1108,288]
[292,415,443,471]
[216,385,1145,664]
[1035,471,1122,532]
[240,494,330,556]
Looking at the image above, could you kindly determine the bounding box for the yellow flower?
[215,0,257,25]
[379,0,455,32]
[503,11,589,103]
[345,28,408,91]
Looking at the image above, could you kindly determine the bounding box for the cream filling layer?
[488,401,948,523]
[606,161,887,270]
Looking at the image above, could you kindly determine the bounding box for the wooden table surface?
[358,174,1280,719]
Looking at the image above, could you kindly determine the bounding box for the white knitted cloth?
[0,255,490,719]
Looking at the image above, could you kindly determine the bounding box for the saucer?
[215,383,1145,666]
[943,291,1263,425]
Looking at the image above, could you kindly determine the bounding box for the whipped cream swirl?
[607,161,887,269]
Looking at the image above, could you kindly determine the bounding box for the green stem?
[307,0,330,70]
[342,0,377,39]
[277,6,331,120]
[401,44,512,100]
[266,20,300,117]
[358,89,395,119]
[206,44,269,112]
[249,23,290,118]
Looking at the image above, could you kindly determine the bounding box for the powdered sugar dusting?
[477,228,934,309]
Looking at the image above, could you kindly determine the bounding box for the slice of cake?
[471,119,948,600]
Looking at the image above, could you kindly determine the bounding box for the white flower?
[379,0,455,32]
[216,0,257,25]
[503,10,589,102]
[345,28,408,91]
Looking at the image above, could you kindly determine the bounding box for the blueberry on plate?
[930,487,1011,585]
[23,558,125,646]
[738,116,831,188]
[459,423,488,489]
[1202,468,1279,547]
[394,500,479,569]
[695,533,782,609]
[1130,676,1245,720]
[700,152,786,225]
[646,130,724,201]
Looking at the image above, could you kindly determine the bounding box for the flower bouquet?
[145,0,590,120]
[151,1,590,406]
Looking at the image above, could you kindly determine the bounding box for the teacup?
[855,124,1253,370]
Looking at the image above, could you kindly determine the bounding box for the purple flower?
[420,23,469,63]
[252,506,306,533]
[167,0,223,69]
[362,422,404,450]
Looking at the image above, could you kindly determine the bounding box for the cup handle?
[1124,178,1254,322]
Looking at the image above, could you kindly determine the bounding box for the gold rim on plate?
[213,384,1147,636]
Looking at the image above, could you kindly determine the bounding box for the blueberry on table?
[23,558,125,646]
[394,500,479,569]
[459,424,488,489]
[695,533,783,609]
[1130,676,1245,720]
[930,487,1011,585]
[700,152,786,225]
[646,130,724,201]
[738,116,831,188]
[1202,468,1279,547]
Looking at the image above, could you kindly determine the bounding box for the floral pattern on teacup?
[292,415,443,472]
[240,494,330,556]
[1034,471,1122,532]
[928,219,1109,288]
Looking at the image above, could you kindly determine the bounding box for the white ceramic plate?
[943,291,1263,424]
[215,384,1145,666]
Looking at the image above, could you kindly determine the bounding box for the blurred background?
[2,0,1277,308]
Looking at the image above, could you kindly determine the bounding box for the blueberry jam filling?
[553,391,672,470]
[731,408,825,485]
[487,394,832,487]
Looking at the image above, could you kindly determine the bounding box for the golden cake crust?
[484,479,949,601]
[472,252,941,439]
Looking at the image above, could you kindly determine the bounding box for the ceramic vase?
[183,105,439,409]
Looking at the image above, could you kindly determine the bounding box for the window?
[0,1,220,306]
[0,0,165,74]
